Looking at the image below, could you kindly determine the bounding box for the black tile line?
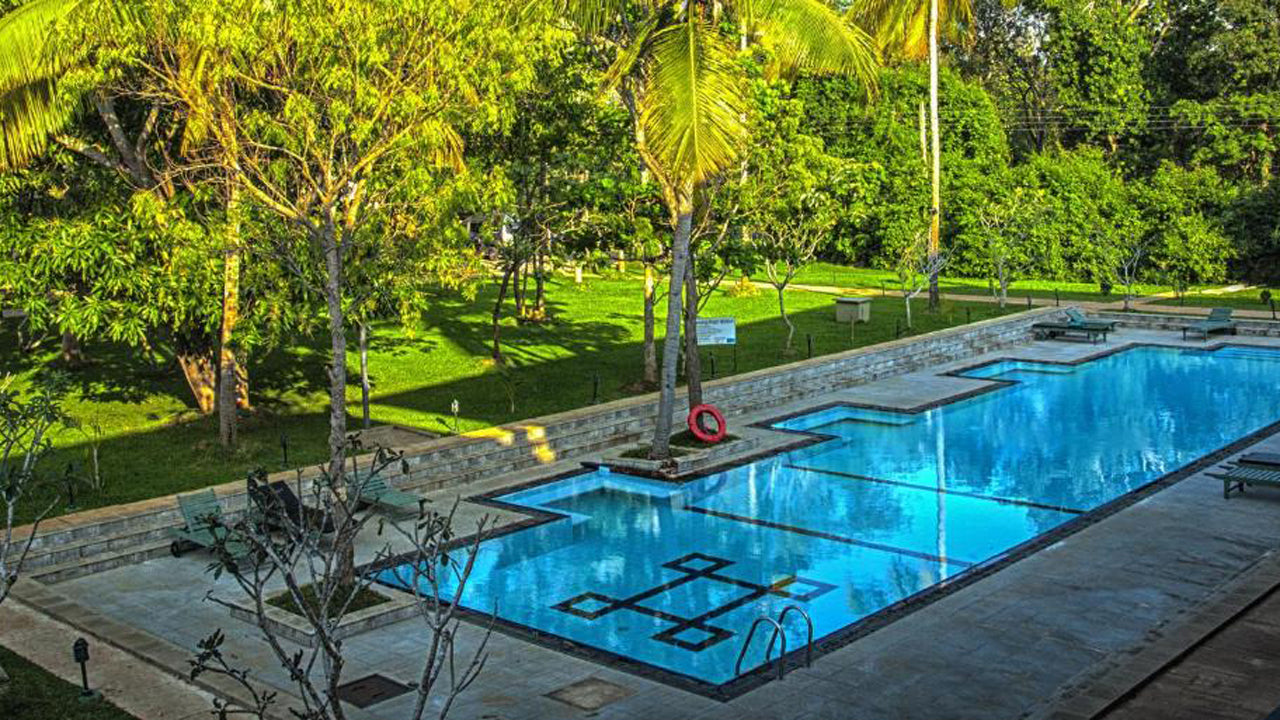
[783,464,1088,516]
[683,505,974,568]
[365,343,1280,701]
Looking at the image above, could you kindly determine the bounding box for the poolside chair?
[249,479,336,536]
[1209,463,1280,499]
[1183,307,1238,341]
[1064,308,1119,332]
[1031,309,1112,344]
[169,489,252,559]
[353,474,425,516]
[1238,452,1280,469]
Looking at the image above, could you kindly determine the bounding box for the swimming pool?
[376,344,1280,694]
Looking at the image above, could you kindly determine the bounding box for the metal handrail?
[773,605,815,669]
[734,616,787,680]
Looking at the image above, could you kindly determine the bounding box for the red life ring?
[688,404,727,443]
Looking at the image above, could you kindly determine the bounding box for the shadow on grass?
[10,292,1024,523]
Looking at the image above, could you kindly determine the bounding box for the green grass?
[789,261,1178,302]
[1148,287,1279,311]
[0,646,138,720]
[4,272,1027,522]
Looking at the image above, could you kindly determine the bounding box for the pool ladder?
[733,605,814,680]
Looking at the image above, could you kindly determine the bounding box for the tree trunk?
[512,259,525,318]
[492,265,513,363]
[534,235,548,319]
[643,265,657,386]
[177,350,217,414]
[359,322,371,430]
[927,0,943,312]
[60,330,85,366]
[319,220,354,587]
[777,285,795,353]
[217,186,243,448]
[682,256,702,409]
[651,193,693,461]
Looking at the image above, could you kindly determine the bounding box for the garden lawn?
[789,261,1181,302]
[0,646,139,720]
[1148,286,1278,312]
[3,272,1025,522]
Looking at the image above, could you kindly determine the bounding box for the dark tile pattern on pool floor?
[552,553,835,652]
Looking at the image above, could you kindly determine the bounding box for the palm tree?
[1,0,248,447]
[560,0,877,459]
[852,0,974,311]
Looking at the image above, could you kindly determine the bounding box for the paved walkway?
[0,599,216,719]
[1100,578,1280,720]
[10,328,1280,720]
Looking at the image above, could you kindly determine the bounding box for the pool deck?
[10,327,1280,720]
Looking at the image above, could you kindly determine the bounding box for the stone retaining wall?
[16,306,1058,569]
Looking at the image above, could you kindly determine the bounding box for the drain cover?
[336,673,413,708]
[545,677,634,711]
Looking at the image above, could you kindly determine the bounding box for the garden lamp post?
[72,637,102,702]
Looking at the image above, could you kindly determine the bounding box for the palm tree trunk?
[682,256,702,409]
[651,193,692,460]
[217,184,242,448]
[643,264,658,386]
[927,0,942,312]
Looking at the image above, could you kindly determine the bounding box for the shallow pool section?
[377,345,1280,690]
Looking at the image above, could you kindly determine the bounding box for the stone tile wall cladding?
[18,306,1061,578]
[1095,310,1280,337]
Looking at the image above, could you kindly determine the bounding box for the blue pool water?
[377,345,1280,688]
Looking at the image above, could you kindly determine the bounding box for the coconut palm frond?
[0,0,83,89]
[0,0,90,169]
[748,0,878,85]
[848,0,972,60]
[554,0,638,34]
[600,12,660,96]
[640,15,748,188]
[0,76,77,169]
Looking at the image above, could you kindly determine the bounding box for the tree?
[0,0,270,448]
[112,0,551,584]
[560,0,877,459]
[194,447,492,720]
[897,230,950,328]
[739,86,847,352]
[0,375,69,693]
[976,186,1040,307]
[854,0,975,310]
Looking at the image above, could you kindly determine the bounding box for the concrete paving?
[12,328,1280,720]
[0,599,217,719]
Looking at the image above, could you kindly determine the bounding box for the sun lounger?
[249,480,336,536]
[1183,307,1238,340]
[1209,463,1280,499]
[170,489,252,558]
[1031,309,1112,344]
[354,474,425,516]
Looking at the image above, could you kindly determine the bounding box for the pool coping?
[364,339,1280,701]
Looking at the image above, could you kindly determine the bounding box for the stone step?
[29,539,174,584]
[22,520,179,571]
